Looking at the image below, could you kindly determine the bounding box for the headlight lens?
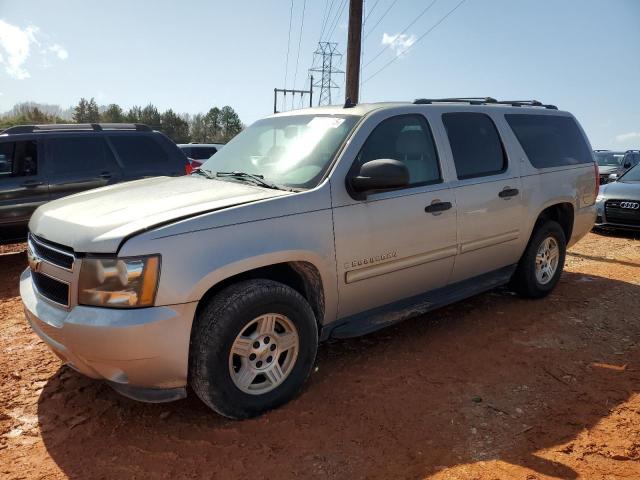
[78,255,160,308]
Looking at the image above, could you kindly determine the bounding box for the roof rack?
[1,123,152,135]
[412,97,558,110]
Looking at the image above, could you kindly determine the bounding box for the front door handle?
[425,201,452,214]
[99,171,113,180]
[499,188,519,198]
[22,180,44,188]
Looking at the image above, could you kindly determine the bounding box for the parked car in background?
[594,149,626,184]
[21,99,596,418]
[595,162,640,230]
[178,143,225,173]
[0,123,189,243]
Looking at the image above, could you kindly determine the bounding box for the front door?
[332,113,458,319]
[0,139,49,240]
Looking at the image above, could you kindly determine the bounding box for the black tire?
[510,220,566,299]
[189,279,318,419]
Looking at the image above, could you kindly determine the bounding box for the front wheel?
[189,279,318,419]
[510,220,567,299]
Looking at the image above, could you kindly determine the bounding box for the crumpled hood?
[599,180,640,200]
[30,176,288,253]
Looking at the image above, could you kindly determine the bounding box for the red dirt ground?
[1,232,640,479]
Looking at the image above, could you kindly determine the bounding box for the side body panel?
[120,185,339,326]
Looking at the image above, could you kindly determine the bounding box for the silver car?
[595,163,640,230]
[21,99,597,418]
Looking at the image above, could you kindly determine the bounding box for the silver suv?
[21,99,597,418]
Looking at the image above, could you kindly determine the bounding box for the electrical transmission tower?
[309,42,344,106]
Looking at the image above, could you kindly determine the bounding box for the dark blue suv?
[0,123,188,243]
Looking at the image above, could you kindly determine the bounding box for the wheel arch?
[192,259,327,333]
[533,202,575,241]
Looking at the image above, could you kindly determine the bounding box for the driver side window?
[354,114,441,187]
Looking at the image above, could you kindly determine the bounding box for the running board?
[325,265,516,340]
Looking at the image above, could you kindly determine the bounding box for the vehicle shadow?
[37,271,640,479]
[592,227,640,241]
[0,251,26,300]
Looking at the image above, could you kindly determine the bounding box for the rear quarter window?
[109,135,169,166]
[505,114,592,168]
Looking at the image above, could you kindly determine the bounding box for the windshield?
[594,151,624,166]
[199,114,359,189]
[619,163,640,182]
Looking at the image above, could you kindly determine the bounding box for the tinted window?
[190,147,217,160]
[110,135,168,166]
[623,152,640,167]
[443,113,506,179]
[355,114,441,186]
[505,114,592,168]
[49,137,115,174]
[0,141,38,178]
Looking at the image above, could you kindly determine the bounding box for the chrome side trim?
[345,245,458,284]
[459,230,520,254]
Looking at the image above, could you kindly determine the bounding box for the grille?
[28,234,74,270]
[32,271,70,306]
[605,200,640,227]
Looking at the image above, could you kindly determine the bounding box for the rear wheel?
[189,279,318,419]
[510,220,566,298]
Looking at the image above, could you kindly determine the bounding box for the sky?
[0,0,638,149]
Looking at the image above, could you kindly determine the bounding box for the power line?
[325,0,348,42]
[292,0,308,90]
[363,0,438,70]
[363,0,398,40]
[283,0,295,89]
[363,0,381,25]
[362,0,468,85]
[318,0,336,42]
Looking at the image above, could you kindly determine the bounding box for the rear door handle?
[499,188,519,198]
[99,171,113,180]
[425,201,452,214]
[22,180,44,188]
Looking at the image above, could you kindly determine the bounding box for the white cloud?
[615,132,640,143]
[48,44,68,60]
[382,32,417,57]
[0,20,68,79]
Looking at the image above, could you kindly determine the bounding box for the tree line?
[0,98,244,144]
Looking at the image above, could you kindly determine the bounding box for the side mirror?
[608,173,618,182]
[349,159,409,197]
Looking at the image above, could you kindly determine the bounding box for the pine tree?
[72,98,89,123]
[160,109,190,143]
[101,104,124,123]
[125,106,142,123]
[86,97,100,123]
[220,105,243,142]
[140,103,161,128]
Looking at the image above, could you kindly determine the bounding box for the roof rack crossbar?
[1,123,152,135]
[413,97,497,105]
[412,97,558,110]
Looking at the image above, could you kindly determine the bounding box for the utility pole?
[345,0,363,104]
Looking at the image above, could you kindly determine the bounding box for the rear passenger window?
[0,141,38,177]
[505,114,592,168]
[191,147,217,160]
[355,114,441,187]
[442,113,506,179]
[49,137,116,174]
[110,135,168,166]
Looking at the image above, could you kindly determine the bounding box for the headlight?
[78,255,160,308]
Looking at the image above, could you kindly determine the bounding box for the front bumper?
[20,268,197,402]
[595,202,640,231]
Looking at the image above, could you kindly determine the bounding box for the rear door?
[109,134,181,179]
[45,135,123,201]
[0,139,49,234]
[440,112,524,283]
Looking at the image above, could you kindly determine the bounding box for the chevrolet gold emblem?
[27,245,42,273]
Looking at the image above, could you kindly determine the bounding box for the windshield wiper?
[192,168,215,179]
[215,171,282,190]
